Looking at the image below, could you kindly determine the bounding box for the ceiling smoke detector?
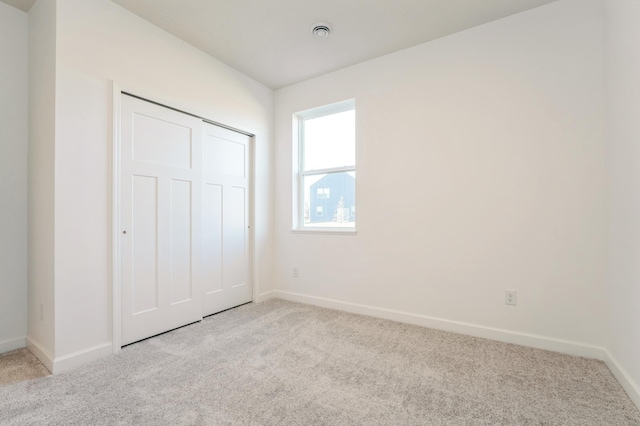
[311,22,332,39]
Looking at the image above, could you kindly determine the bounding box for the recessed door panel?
[132,175,158,314]
[205,135,245,177]
[170,179,192,305]
[204,183,223,295]
[133,113,192,168]
[226,186,246,288]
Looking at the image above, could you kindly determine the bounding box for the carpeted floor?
[0,349,50,387]
[0,299,638,425]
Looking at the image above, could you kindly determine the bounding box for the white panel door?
[202,122,252,316]
[121,95,203,346]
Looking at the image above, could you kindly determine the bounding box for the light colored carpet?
[0,299,638,425]
[0,348,50,387]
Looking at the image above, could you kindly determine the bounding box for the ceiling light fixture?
[311,22,332,39]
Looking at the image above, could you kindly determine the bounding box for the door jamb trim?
[111,81,122,354]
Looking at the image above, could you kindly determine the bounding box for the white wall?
[0,2,28,354]
[605,0,640,407]
[46,0,274,366]
[274,0,607,352]
[27,0,57,366]
[14,0,640,406]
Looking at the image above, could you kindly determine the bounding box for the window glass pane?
[304,110,355,171]
[303,171,355,227]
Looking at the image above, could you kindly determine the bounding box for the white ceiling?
[3,0,559,88]
[1,0,36,12]
[111,0,558,89]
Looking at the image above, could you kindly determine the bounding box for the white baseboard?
[27,338,114,375]
[0,337,26,355]
[52,342,113,374]
[256,290,278,303]
[603,349,640,411]
[26,336,54,373]
[271,290,606,360]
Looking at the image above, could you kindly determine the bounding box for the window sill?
[291,228,357,236]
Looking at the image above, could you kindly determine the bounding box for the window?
[317,188,330,199]
[296,100,356,230]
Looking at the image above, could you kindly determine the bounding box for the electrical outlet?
[40,303,44,321]
[505,290,517,306]
[293,267,299,278]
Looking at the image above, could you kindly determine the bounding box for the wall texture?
[605,0,640,408]
[274,0,607,353]
[0,2,28,354]
[27,0,57,366]
[29,0,274,370]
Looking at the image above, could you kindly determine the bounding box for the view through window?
[297,101,355,229]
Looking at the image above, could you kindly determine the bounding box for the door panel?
[121,95,203,346]
[131,175,158,314]
[202,123,252,316]
[170,179,193,305]
[226,186,246,289]
[132,113,192,168]
[205,136,245,178]
[203,183,223,295]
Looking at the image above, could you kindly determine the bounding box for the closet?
[119,94,252,345]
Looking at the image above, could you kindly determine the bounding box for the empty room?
[1,0,639,424]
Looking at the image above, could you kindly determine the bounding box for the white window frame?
[293,99,356,234]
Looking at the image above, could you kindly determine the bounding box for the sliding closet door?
[202,123,252,316]
[120,95,203,346]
